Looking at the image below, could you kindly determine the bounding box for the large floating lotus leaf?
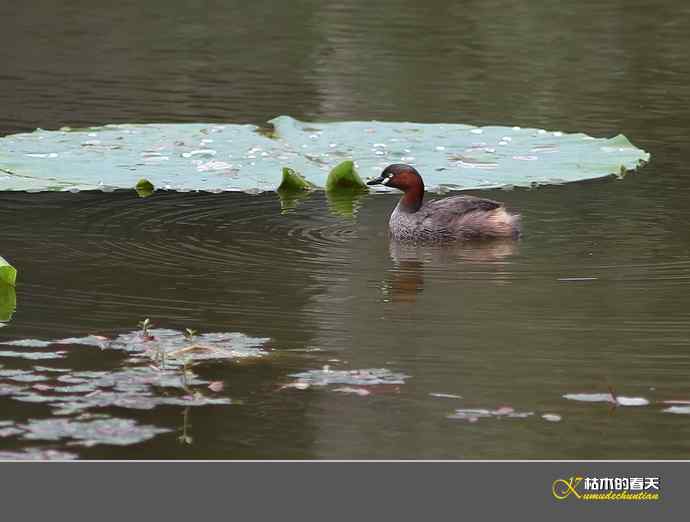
[0,123,290,192]
[271,116,650,191]
[0,117,650,193]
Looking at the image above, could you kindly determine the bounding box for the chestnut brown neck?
[399,182,424,213]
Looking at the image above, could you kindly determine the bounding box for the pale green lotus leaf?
[0,117,650,193]
[271,116,650,192]
[0,123,288,193]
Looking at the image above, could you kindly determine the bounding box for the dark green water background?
[1,0,690,458]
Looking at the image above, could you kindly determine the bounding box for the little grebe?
[367,164,521,241]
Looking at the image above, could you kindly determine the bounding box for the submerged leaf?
[324,161,368,217]
[135,178,155,198]
[0,257,17,286]
[326,187,367,218]
[278,167,316,192]
[277,189,314,214]
[0,283,16,322]
[325,160,368,191]
[277,167,316,213]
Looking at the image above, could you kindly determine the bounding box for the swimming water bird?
[367,164,521,241]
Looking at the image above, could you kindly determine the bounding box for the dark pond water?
[2,0,690,459]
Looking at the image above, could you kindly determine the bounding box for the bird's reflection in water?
[383,239,519,303]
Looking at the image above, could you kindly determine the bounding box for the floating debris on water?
[0,350,67,360]
[55,335,110,348]
[33,366,71,373]
[447,406,534,422]
[207,381,224,392]
[0,426,24,438]
[280,367,408,395]
[287,368,410,387]
[563,392,649,406]
[0,369,33,377]
[0,327,270,449]
[562,393,615,403]
[332,387,371,396]
[49,390,232,416]
[280,382,310,391]
[1,328,270,366]
[663,406,690,415]
[2,339,54,348]
[430,393,463,399]
[7,373,49,383]
[0,382,25,396]
[0,448,78,460]
[614,397,650,406]
[19,418,171,447]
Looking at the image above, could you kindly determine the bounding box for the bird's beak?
[367,175,386,186]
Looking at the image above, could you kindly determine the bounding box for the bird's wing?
[423,195,502,219]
